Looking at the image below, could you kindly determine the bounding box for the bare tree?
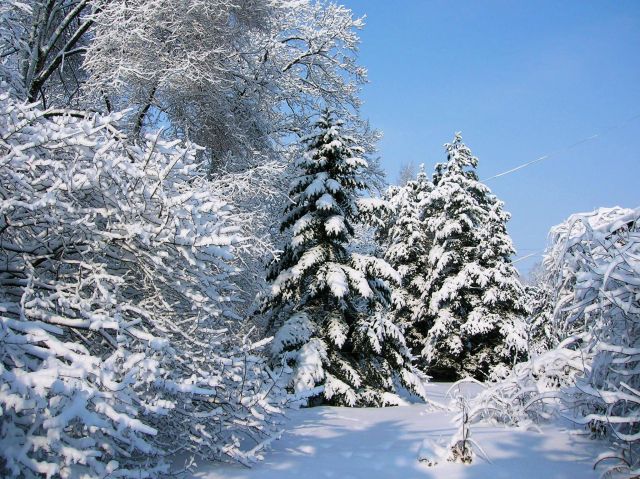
[396,161,417,185]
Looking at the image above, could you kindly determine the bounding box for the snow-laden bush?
[0,92,283,478]
[468,207,640,477]
[469,335,588,428]
[547,207,640,476]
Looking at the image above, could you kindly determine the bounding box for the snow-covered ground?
[188,383,603,479]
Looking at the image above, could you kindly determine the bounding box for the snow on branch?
[0,93,283,477]
[469,207,640,477]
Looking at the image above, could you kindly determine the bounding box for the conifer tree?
[524,282,556,356]
[418,134,527,380]
[379,167,434,353]
[263,111,425,406]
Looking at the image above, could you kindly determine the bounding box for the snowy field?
[188,383,602,479]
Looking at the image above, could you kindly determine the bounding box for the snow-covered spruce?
[262,111,426,406]
[0,95,283,478]
[377,167,434,354]
[523,281,556,356]
[417,134,527,380]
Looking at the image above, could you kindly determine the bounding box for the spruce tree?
[418,134,527,380]
[379,167,434,354]
[523,264,558,355]
[263,111,425,406]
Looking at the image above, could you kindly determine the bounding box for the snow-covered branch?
[0,93,283,477]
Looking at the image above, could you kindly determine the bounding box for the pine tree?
[418,134,527,380]
[263,111,425,406]
[524,284,556,356]
[379,167,434,354]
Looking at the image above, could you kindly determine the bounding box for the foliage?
[417,134,527,380]
[468,207,640,478]
[0,93,283,477]
[0,0,377,318]
[83,0,369,160]
[377,167,434,354]
[263,111,425,406]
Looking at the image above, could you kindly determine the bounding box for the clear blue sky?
[344,0,640,275]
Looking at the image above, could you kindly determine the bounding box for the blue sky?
[344,0,640,275]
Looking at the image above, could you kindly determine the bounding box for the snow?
[187,383,601,479]
[325,264,349,298]
[271,313,315,356]
[324,215,347,235]
[293,339,328,394]
[316,193,337,210]
[0,94,283,475]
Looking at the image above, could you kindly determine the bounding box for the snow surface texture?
[188,383,601,479]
